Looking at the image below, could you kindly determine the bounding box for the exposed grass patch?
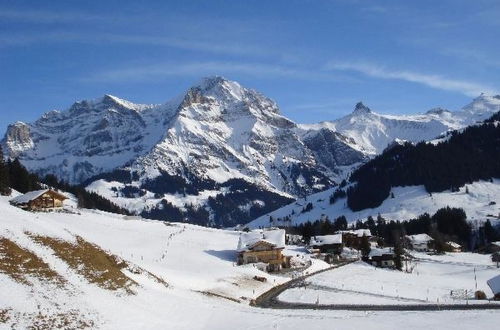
[0,309,11,323]
[0,308,95,329]
[0,237,65,286]
[29,234,137,294]
[27,309,95,330]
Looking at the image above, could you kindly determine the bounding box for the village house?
[487,274,500,300]
[366,247,395,268]
[404,233,435,252]
[9,189,68,211]
[337,229,372,249]
[310,234,343,255]
[237,229,291,272]
[445,241,462,252]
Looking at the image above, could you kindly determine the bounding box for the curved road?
[252,262,500,311]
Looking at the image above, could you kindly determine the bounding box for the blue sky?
[1,0,500,135]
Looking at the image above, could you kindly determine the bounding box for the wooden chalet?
[237,229,291,272]
[404,233,435,252]
[445,241,462,252]
[366,247,395,268]
[10,189,67,211]
[337,229,372,249]
[310,234,343,255]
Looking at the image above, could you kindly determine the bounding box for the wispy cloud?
[81,61,348,83]
[326,61,496,96]
[0,31,290,61]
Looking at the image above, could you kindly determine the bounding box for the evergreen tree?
[484,220,499,242]
[333,216,348,231]
[7,158,40,193]
[0,146,11,195]
[393,235,404,271]
[360,236,371,258]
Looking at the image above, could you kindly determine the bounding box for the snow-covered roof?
[237,229,285,252]
[406,233,433,244]
[446,241,461,249]
[369,247,394,258]
[9,189,67,204]
[491,241,500,247]
[310,234,342,246]
[338,229,372,237]
[487,274,500,295]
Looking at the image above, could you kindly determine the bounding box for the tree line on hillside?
[0,146,128,214]
[346,114,500,211]
[287,207,500,253]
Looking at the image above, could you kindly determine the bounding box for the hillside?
[0,193,328,328]
[247,179,500,229]
[1,194,499,329]
[347,117,500,211]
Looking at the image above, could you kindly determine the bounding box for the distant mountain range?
[2,77,500,226]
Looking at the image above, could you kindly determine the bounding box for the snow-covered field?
[1,195,500,329]
[248,179,500,228]
[279,254,500,305]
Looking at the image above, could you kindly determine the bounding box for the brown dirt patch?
[27,309,95,330]
[0,308,95,329]
[29,234,137,294]
[0,237,65,286]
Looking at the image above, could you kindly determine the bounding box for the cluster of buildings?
[236,226,473,272]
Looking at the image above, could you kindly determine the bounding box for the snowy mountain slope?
[1,195,499,329]
[247,179,500,228]
[126,76,339,195]
[2,95,176,183]
[299,94,500,155]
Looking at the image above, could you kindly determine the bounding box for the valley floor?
[1,196,499,329]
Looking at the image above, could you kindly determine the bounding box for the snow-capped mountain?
[1,77,365,226]
[2,77,499,226]
[300,94,500,155]
[2,94,171,183]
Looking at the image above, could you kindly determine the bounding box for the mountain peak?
[463,92,500,114]
[426,107,450,115]
[353,102,371,114]
[199,75,228,88]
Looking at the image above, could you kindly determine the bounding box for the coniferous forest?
[347,113,500,211]
[0,148,128,215]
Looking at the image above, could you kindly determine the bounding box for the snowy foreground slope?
[1,197,499,329]
[248,179,500,228]
[280,256,499,305]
